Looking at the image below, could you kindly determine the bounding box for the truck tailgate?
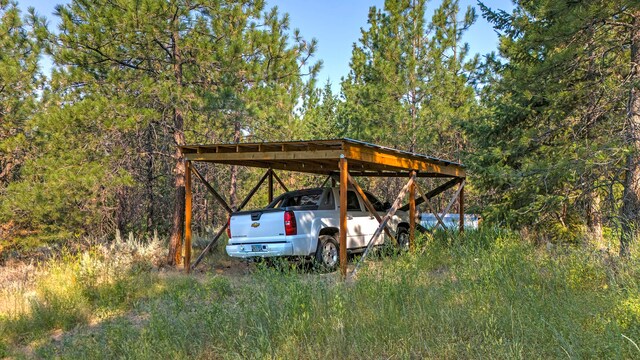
[229,208,286,243]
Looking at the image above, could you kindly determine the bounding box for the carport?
[179,139,466,278]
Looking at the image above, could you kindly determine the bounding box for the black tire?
[315,235,339,272]
[396,227,409,251]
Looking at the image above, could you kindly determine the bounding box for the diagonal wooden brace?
[190,169,271,271]
[191,165,233,214]
[399,178,461,212]
[350,172,416,278]
[415,182,446,231]
[190,218,229,270]
[347,173,398,245]
[320,174,333,188]
[436,180,465,229]
[271,170,289,192]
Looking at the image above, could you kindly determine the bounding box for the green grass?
[1,228,639,359]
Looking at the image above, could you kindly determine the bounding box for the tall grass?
[1,228,639,358]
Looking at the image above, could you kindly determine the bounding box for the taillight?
[284,211,297,236]
[226,218,231,238]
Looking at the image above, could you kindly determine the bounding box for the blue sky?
[18,0,513,92]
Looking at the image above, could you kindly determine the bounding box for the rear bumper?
[226,242,294,258]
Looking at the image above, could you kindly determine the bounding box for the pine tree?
[472,0,639,250]
[301,80,340,139]
[0,0,42,185]
[43,0,318,263]
[341,0,478,159]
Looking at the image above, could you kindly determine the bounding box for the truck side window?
[347,191,361,211]
[364,191,385,211]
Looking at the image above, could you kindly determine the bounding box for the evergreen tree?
[301,80,340,139]
[0,0,318,259]
[471,0,639,251]
[341,0,478,159]
[0,0,42,185]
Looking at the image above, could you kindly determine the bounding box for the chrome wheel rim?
[398,232,409,250]
[322,242,338,267]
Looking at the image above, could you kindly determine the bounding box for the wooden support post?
[459,181,465,233]
[184,160,192,273]
[409,171,416,252]
[339,157,348,278]
[346,173,397,245]
[268,169,274,203]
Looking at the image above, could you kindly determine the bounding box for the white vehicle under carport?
[225,187,410,271]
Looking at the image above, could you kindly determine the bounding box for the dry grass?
[0,228,639,359]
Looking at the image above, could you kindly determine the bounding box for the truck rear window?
[282,194,322,207]
[268,190,324,209]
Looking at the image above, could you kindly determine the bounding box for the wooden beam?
[437,180,466,226]
[184,160,192,274]
[351,173,415,278]
[399,178,461,212]
[271,170,289,192]
[347,173,397,245]
[184,149,344,162]
[238,169,271,210]
[191,165,233,214]
[459,181,465,233]
[415,182,447,231]
[190,218,228,271]
[268,169,274,203]
[344,143,466,178]
[409,171,416,252]
[190,169,271,271]
[339,157,348,278]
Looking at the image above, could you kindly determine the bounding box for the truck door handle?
[347,215,353,220]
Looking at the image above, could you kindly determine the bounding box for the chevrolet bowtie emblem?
[251,222,260,228]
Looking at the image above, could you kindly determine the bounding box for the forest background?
[1,0,639,260]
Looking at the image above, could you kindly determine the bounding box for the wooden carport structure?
[179,139,466,278]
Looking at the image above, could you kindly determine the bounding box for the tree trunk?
[587,190,603,247]
[145,123,154,231]
[229,120,241,210]
[620,11,640,257]
[167,109,186,266]
[167,27,186,266]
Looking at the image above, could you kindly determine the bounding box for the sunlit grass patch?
[1,228,639,358]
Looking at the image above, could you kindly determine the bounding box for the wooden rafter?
[181,139,465,179]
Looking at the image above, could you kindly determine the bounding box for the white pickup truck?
[225,187,410,270]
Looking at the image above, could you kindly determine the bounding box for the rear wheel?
[315,235,339,272]
[396,227,409,251]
